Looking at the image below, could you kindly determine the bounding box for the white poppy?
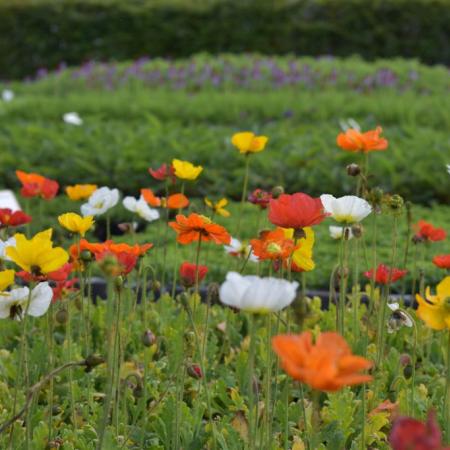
[81,187,119,217]
[320,194,371,224]
[2,89,14,102]
[387,301,414,333]
[219,272,298,313]
[0,282,53,320]
[329,226,353,240]
[0,237,16,261]
[123,196,159,222]
[224,238,258,262]
[63,112,83,126]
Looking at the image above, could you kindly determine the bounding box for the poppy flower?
[16,170,59,200]
[179,262,208,287]
[231,132,268,154]
[433,255,450,270]
[248,189,272,209]
[106,241,153,258]
[320,194,372,224]
[63,112,83,126]
[224,237,258,262]
[0,237,16,261]
[0,209,31,228]
[283,227,315,272]
[6,229,69,276]
[414,220,446,242]
[219,272,298,313]
[123,196,160,222]
[66,184,98,201]
[141,189,189,210]
[17,262,74,283]
[250,228,296,261]
[268,193,327,230]
[172,159,203,181]
[96,251,138,276]
[81,187,119,217]
[204,198,231,217]
[0,269,15,291]
[52,278,78,302]
[58,212,95,237]
[149,163,175,183]
[389,410,449,450]
[0,282,53,320]
[364,264,407,285]
[336,126,388,153]
[416,276,450,330]
[169,213,231,245]
[272,331,373,392]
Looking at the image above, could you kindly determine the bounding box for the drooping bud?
[187,363,203,379]
[142,330,156,347]
[84,354,105,372]
[346,163,361,177]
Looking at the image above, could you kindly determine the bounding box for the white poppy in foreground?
[63,112,83,126]
[219,272,298,313]
[329,226,353,240]
[81,187,119,217]
[0,282,53,320]
[224,238,258,262]
[2,89,14,102]
[320,194,371,224]
[0,237,16,261]
[123,196,160,222]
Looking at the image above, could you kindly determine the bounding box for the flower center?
[9,303,22,320]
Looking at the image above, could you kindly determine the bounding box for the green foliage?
[1,0,450,79]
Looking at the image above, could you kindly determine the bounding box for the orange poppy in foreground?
[169,213,231,245]
[337,126,388,153]
[272,331,373,392]
[250,228,297,261]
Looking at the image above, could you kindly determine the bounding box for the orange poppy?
[16,170,59,199]
[169,213,231,245]
[141,189,189,210]
[106,241,153,257]
[272,331,373,392]
[336,127,388,153]
[250,228,297,260]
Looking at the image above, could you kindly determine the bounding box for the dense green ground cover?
[1,56,449,205]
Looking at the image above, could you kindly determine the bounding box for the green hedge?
[1,0,450,79]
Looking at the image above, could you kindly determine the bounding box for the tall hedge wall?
[1,0,449,79]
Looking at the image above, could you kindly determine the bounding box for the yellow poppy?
[0,269,15,291]
[172,159,203,181]
[6,229,69,275]
[204,197,231,218]
[58,212,95,237]
[231,132,268,154]
[416,276,450,330]
[66,184,98,201]
[283,227,315,271]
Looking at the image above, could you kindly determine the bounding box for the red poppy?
[0,208,32,227]
[337,126,388,153]
[149,163,175,183]
[17,262,74,283]
[16,170,59,200]
[389,410,450,450]
[179,262,208,287]
[432,255,450,270]
[169,213,231,245]
[250,228,296,261]
[97,251,138,276]
[268,193,327,230]
[414,220,446,242]
[364,264,407,285]
[248,189,272,209]
[52,278,79,302]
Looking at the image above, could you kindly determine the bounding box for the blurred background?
[0,0,449,286]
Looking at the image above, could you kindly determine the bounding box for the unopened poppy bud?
[369,187,384,206]
[403,364,413,379]
[271,186,284,199]
[412,234,424,244]
[293,228,306,240]
[52,406,62,416]
[114,275,124,291]
[80,250,93,263]
[184,330,195,347]
[56,308,68,324]
[85,354,105,372]
[142,330,156,347]
[152,280,161,293]
[388,194,404,212]
[400,353,411,366]
[207,282,220,304]
[346,163,361,177]
[187,364,203,379]
[351,224,363,238]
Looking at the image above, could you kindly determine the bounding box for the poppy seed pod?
[351,223,364,238]
[346,163,361,176]
[271,186,284,199]
[56,308,68,324]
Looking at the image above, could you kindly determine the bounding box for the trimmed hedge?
[1,0,450,79]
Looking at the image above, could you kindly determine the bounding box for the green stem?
[409,320,418,415]
[265,314,272,448]
[338,229,349,336]
[236,154,251,237]
[248,313,257,450]
[445,330,450,442]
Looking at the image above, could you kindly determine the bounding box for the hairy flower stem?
[106,214,111,240]
[445,330,450,442]
[247,313,257,450]
[66,301,77,431]
[171,182,185,297]
[352,237,360,342]
[264,314,272,448]
[46,309,54,442]
[310,390,321,448]
[409,321,418,415]
[161,181,170,290]
[283,309,291,450]
[338,230,350,336]
[236,154,251,237]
